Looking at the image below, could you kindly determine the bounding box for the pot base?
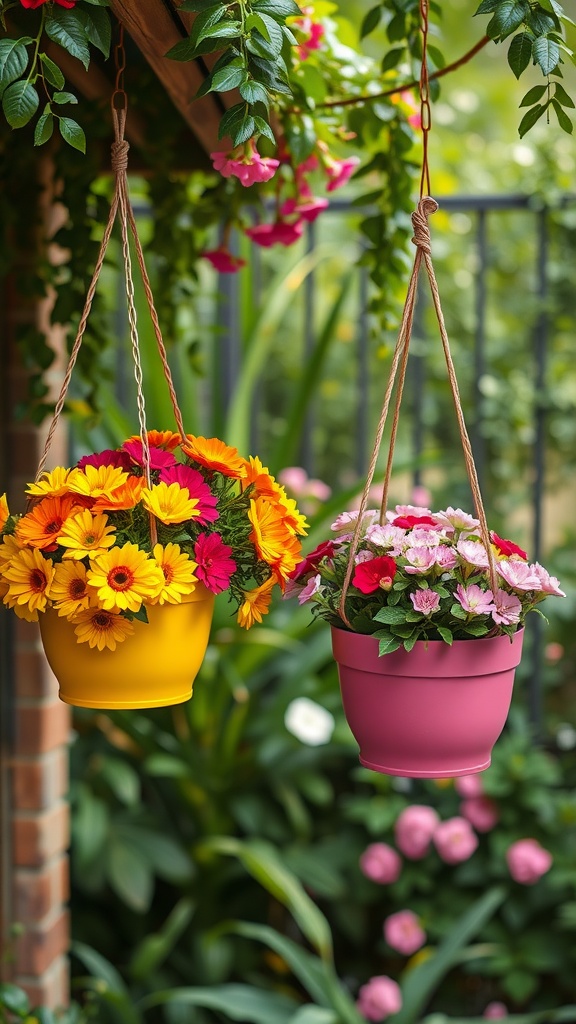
[359,755,491,779]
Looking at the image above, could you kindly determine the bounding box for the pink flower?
[332,509,378,535]
[404,546,438,573]
[496,560,541,591]
[365,523,406,552]
[298,573,323,605]
[277,467,308,496]
[529,562,566,597]
[280,196,329,222]
[359,843,402,885]
[491,531,527,560]
[433,507,480,531]
[193,532,236,594]
[122,440,176,471]
[356,976,402,1021]
[294,16,325,61]
[20,0,76,7]
[245,219,304,247]
[460,796,499,832]
[160,465,219,524]
[484,1003,508,1020]
[491,589,522,626]
[457,538,489,568]
[455,774,484,798]
[384,909,426,956]
[410,528,442,547]
[210,140,279,186]
[410,589,440,615]
[455,583,495,616]
[326,155,361,192]
[77,449,132,472]
[433,817,479,864]
[434,546,459,570]
[202,247,246,273]
[390,504,432,519]
[506,838,552,885]
[395,805,439,859]
[306,478,332,501]
[352,556,397,594]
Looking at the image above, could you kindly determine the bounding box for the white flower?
[284,697,335,746]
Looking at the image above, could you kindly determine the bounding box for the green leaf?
[228,921,331,1006]
[526,8,557,34]
[474,0,499,12]
[554,81,575,106]
[197,21,242,44]
[289,1009,338,1024]
[165,38,197,61]
[450,602,467,620]
[436,625,453,644]
[52,91,78,104]
[378,636,401,655]
[190,4,227,46]
[45,9,91,71]
[518,101,548,136]
[2,80,38,128]
[361,5,382,38]
[34,109,54,146]
[39,52,66,88]
[253,114,275,142]
[520,83,548,105]
[247,28,280,59]
[107,840,154,913]
[0,984,30,1015]
[464,620,489,636]
[140,984,297,1023]
[218,102,256,145]
[0,39,28,91]
[373,605,407,624]
[81,5,112,58]
[179,0,223,9]
[248,54,292,94]
[382,46,405,71]
[144,753,190,777]
[212,62,248,91]
[71,940,130,997]
[487,0,530,40]
[508,31,533,77]
[552,97,573,131]
[532,34,560,74]
[254,12,284,53]
[252,0,302,17]
[240,79,270,107]
[58,116,86,152]
[130,898,195,980]
[403,634,419,652]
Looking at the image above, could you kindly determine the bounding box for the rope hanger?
[338,0,499,625]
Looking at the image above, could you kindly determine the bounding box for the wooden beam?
[108,0,224,154]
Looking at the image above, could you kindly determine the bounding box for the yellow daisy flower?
[0,534,23,565]
[150,543,198,604]
[72,607,135,651]
[141,482,200,525]
[67,464,129,499]
[87,543,164,612]
[275,488,309,537]
[0,493,9,532]
[58,509,117,560]
[50,561,92,618]
[248,497,293,565]
[2,547,55,614]
[25,468,71,498]
[237,576,276,629]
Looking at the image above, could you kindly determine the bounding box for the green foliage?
[0,982,89,1023]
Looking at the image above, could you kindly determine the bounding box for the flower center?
[108,566,134,591]
[69,579,87,599]
[162,564,174,584]
[93,612,113,629]
[84,534,96,546]
[46,519,62,534]
[30,569,47,592]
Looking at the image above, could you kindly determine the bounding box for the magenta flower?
[460,796,499,832]
[77,449,132,472]
[359,843,402,885]
[325,155,361,192]
[384,909,426,956]
[298,573,324,605]
[410,589,440,615]
[455,774,483,798]
[506,838,552,885]
[202,247,246,274]
[404,546,438,574]
[455,583,495,616]
[394,805,439,860]
[433,816,479,864]
[287,539,337,583]
[160,465,219,524]
[529,562,566,596]
[294,16,325,61]
[210,140,279,186]
[483,1003,508,1020]
[496,560,541,591]
[491,588,522,626]
[356,975,402,1021]
[245,219,305,248]
[122,439,177,471]
[280,196,329,223]
[352,556,397,594]
[193,532,236,594]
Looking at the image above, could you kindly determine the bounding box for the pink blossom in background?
[455,583,495,616]
[202,247,246,273]
[281,196,330,222]
[491,589,522,626]
[359,843,402,885]
[545,642,564,663]
[460,796,499,832]
[496,560,541,591]
[293,13,325,61]
[245,219,305,247]
[506,838,553,885]
[278,467,308,496]
[325,155,361,191]
[455,774,484,798]
[210,140,279,186]
[306,478,332,501]
[410,589,440,615]
[433,816,479,864]
[356,975,402,1021]
[384,909,427,956]
[483,1002,508,1019]
[530,562,566,597]
[411,485,432,508]
[394,805,439,859]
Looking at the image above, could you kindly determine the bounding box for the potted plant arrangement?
[0,430,306,709]
[287,503,565,777]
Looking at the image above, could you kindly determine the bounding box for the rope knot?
[411,195,438,254]
[111,138,129,174]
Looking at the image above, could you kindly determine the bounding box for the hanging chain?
[113,22,127,106]
[419,0,432,198]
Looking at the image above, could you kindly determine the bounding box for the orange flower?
[241,456,281,498]
[92,477,145,512]
[182,435,247,478]
[274,489,309,536]
[0,493,9,532]
[2,546,55,613]
[15,495,78,550]
[127,430,181,451]
[272,533,303,585]
[248,496,292,565]
[237,576,276,629]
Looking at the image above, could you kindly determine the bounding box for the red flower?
[20,0,76,7]
[193,532,236,594]
[392,514,437,529]
[202,247,246,274]
[353,556,397,594]
[491,532,528,560]
[122,440,177,471]
[289,539,336,582]
[245,219,304,248]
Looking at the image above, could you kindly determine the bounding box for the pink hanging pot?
[331,626,524,778]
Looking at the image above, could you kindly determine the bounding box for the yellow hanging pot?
[39,584,215,709]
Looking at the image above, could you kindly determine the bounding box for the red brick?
[11,650,57,699]
[15,700,70,756]
[12,747,68,811]
[15,908,69,975]
[13,801,69,867]
[18,955,70,1011]
[14,854,69,921]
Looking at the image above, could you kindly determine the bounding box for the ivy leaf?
[45,9,91,71]
[239,79,270,107]
[518,101,548,136]
[52,91,78,104]
[486,1,530,41]
[34,108,54,146]
[2,80,39,127]
[196,21,242,45]
[253,114,275,142]
[58,116,86,153]
[39,52,65,88]
[474,0,500,13]
[252,0,302,18]
[247,27,281,60]
[189,4,227,46]
[248,54,292,94]
[218,102,255,145]
[532,35,560,74]
[211,61,247,91]
[525,8,557,34]
[507,31,533,77]
[81,5,112,58]
[381,46,405,72]
[554,82,575,107]
[552,97,573,132]
[0,39,28,94]
[436,625,453,645]
[165,38,197,61]
[519,83,547,105]
[361,6,382,39]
